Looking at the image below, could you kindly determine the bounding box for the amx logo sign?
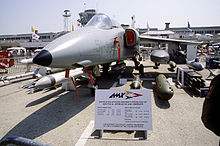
[109,90,142,99]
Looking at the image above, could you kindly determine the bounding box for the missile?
[34,68,84,89]
[20,58,33,64]
[186,59,204,71]
[154,74,174,100]
[187,62,204,71]
[130,74,141,89]
[2,72,35,81]
[169,61,176,71]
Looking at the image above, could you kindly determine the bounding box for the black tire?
[139,64,144,75]
[90,88,95,96]
[155,62,160,66]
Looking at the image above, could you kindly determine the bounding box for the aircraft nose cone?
[33,50,52,66]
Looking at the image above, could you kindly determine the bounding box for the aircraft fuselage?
[33,27,136,69]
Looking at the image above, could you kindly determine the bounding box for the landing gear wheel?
[135,63,139,70]
[90,88,95,96]
[90,83,98,96]
[155,62,160,66]
[132,57,140,70]
[139,56,142,61]
[139,64,144,75]
[102,64,109,75]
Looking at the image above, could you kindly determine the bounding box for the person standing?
[201,74,220,142]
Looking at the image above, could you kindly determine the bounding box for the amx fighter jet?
[33,13,200,92]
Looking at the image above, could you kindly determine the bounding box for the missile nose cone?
[33,50,52,66]
[35,76,53,89]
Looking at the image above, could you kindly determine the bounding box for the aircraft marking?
[75,120,94,146]
[71,77,80,101]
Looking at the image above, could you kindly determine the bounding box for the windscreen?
[86,13,120,29]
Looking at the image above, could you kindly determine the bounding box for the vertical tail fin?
[147,22,150,32]
[187,21,192,31]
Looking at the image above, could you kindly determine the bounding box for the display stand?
[98,130,103,138]
[176,67,193,88]
[62,78,75,91]
[97,129,148,140]
[94,89,152,140]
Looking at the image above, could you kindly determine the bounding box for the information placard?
[95,89,152,131]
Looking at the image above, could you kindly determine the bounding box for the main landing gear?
[132,57,144,75]
[153,62,160,69]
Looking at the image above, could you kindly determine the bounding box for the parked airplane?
[33,13,200,91]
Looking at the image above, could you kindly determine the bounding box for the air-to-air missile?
[187,61,204,71]
[169,61,176,71]
[130,74,141,89]
[154,74,174,100]
[20,58,33,64]
[0,71,36,82]
[0,66,66,84]
[34,68,84,89]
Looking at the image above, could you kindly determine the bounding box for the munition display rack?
[177,67,209,96]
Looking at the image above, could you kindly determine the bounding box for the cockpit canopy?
[85,13,120,29]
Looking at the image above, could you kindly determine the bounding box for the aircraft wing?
[139,35,202,45]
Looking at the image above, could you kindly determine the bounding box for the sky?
[0,0,220,35]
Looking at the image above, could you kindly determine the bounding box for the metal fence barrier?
[0,56,38,78]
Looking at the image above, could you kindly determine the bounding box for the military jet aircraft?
[33,13,141,90]
[34,14,140,69]
[33,13,200,92]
